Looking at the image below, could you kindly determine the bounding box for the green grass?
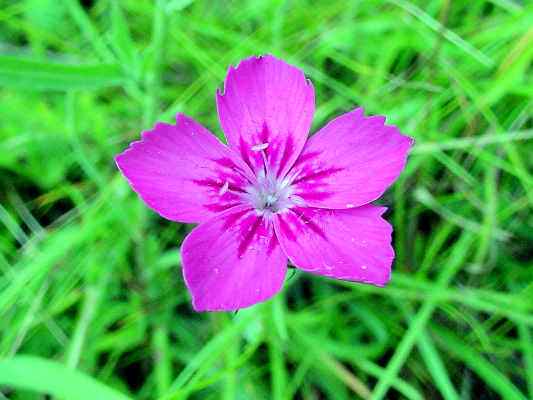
[0,0,532,399]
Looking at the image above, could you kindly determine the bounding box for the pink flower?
[116,55,413,312]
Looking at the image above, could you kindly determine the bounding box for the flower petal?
[182,205,287,311]
[273,205,393,286]
[216,55,315,177]
[289,108,413,209]
[115,114,255,224]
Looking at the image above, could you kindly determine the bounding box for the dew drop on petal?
[346,203,355,208]
[361,265,367,270]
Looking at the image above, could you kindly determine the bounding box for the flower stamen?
[218,181,229,196]
[251,142,269,152]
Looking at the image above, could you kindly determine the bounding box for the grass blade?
[0,355,132,400]
[433,326,527,400]
[0,55,124,91]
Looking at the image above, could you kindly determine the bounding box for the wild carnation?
[116,55,413,311]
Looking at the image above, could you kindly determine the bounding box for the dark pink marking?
[293,150,321,165]
[227,183,246,193]
[299,191,334,201]
[239,136,253,171]
[292,166,344,185]
[277,135,295,177]
[213,157,238,169]
[204,203,241,212]
[292,208,327,239]
[212,158,252,184]
[221,208,249,230]
[259,123,270,144]
[266,233,279,255]
[259,124,277,170]
[237,216,263,256]
[192,178,218,188]
[191,178,246,193]
[277,215,296,241]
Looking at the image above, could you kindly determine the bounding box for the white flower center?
[244,169,294,216]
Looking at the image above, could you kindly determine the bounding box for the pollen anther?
[251,142,269,152]
[219,181,229,195]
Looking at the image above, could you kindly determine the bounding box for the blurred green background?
[0,0,532,399]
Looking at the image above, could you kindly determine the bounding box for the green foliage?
[0,55,124,91]
[0,0,532,399]
[0,356,132,400]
